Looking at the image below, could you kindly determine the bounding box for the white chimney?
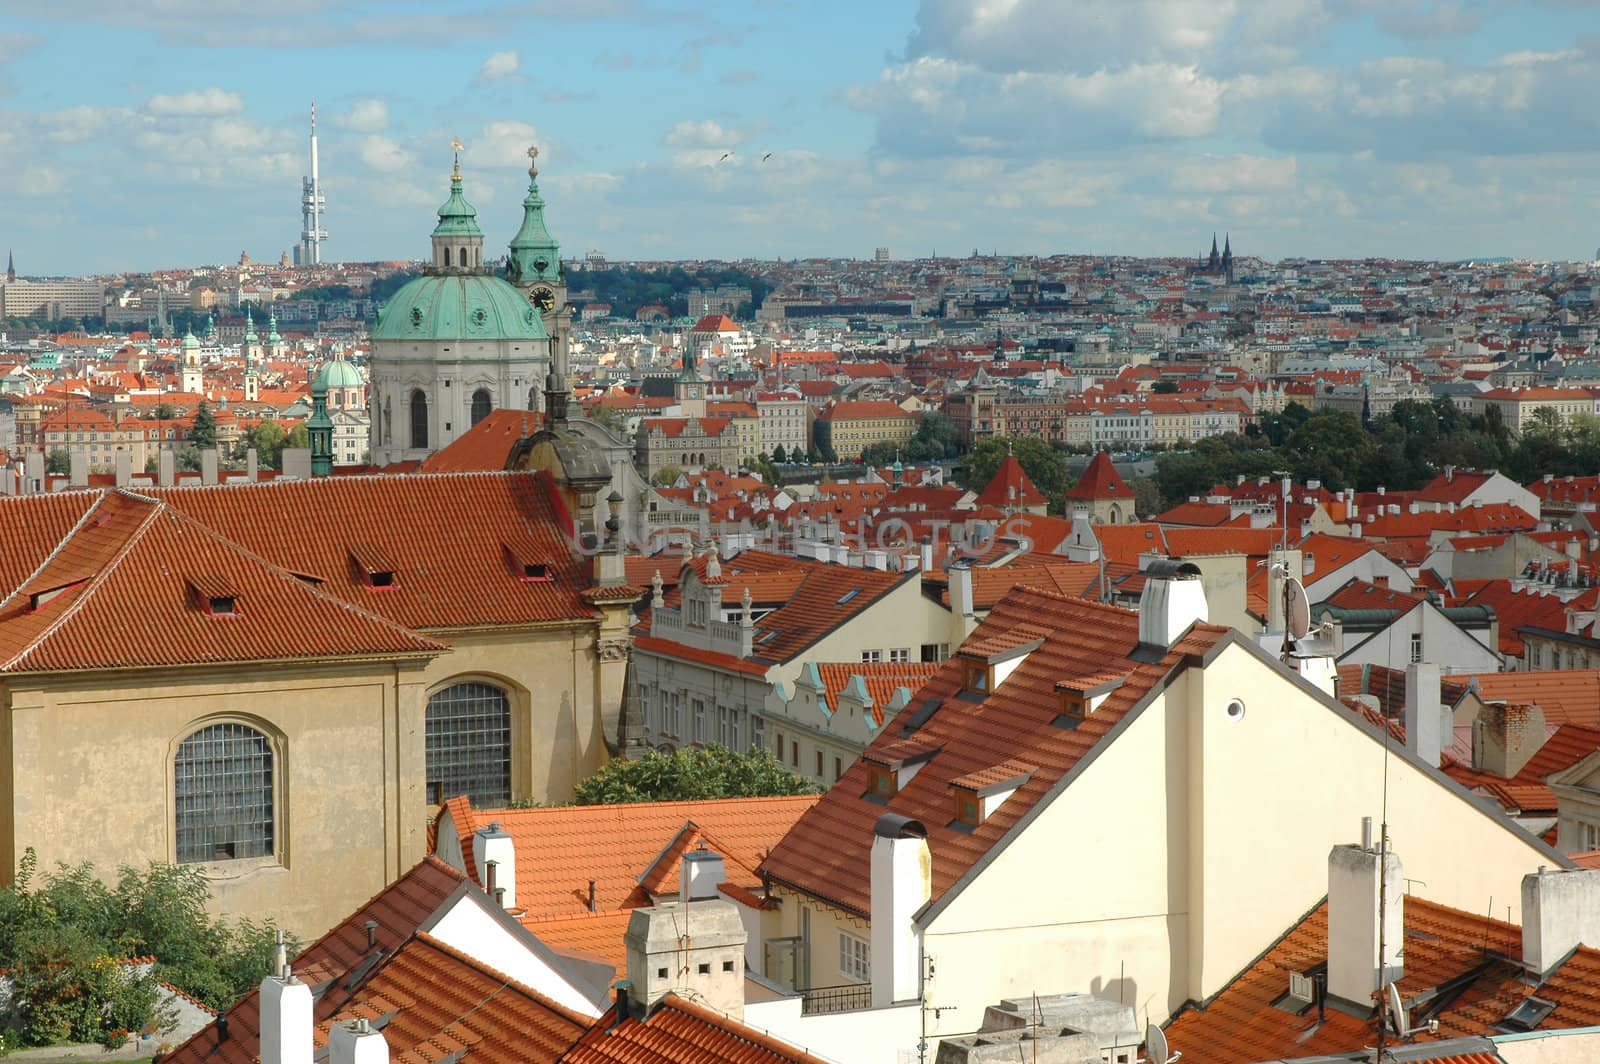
[1522,867,1600,976]
[327,1019,388,1064]
[1137,560,1208,649]
[1327,828,1403,1006]
[625,897,747,1021]
[1403,663,1444,768]
[871,814,931,1009]
[473,822,517,910]
[680,848,725,901]
[259,935,312,1064]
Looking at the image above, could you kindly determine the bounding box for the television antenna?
[1141,1025,1181,1064]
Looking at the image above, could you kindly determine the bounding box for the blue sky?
[5,0,1600,274]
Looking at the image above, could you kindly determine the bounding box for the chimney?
[1521,868,1600,976]
[259,934,312,1064]
[1475,701,1546,779]
[680,847,726,901]
[472,822,516,910]
[1267,556,1287,634]
[114,450,131,488]
[625,897,747,1021]
[1403,663,1445,768]
[327,1019,388,1064]
[247,447,260,481]
[1326,828,1403,1006]
[158,448,176,487]
[68,448,88,488]
[1137,559,1208,650]
[871,814,931,1009]
[201,448,219,485]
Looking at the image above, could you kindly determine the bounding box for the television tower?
[297,102,327,265]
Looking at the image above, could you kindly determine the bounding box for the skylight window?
[837,588,861,605]
[1500,996,1556,1032]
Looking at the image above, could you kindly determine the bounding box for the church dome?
[314,358,363,389]
[372,273,548,342]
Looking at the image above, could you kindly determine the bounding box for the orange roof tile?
[974,454,1046,509]
[417,409,542,473]
[564,995,830,1064]
[1065,451,1134,501]
[437,795,819,921]
[760,585,1229,916]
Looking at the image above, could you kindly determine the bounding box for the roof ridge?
[0,490,108,613]
[0,493,166,672]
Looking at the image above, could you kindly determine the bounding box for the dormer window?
[350,543,398,590]
[27,579,86,612]
[1053,674,1127,728]
[503,541,553,583]
[956,636,1045,697]
[962,661,991,693]
[187,575,240,617]
[862,739,939,802]
[949,760,1037,829]
[867,763,896,799]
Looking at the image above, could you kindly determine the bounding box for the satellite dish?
[1285,577,1311,641]
[1144,1024,1171,1064]
[1386,983,1408,1036]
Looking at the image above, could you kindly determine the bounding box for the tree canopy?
[960,436,1074,511]
[572,747,820,805]
[0,851,292,1047]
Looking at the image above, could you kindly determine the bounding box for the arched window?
[382,398,392,445]
[459,247,467,268]
[443,246,451,268]
[410,389,429,449]
[426,682,512,807]
[174,722,274,863]
[471,388,492,426]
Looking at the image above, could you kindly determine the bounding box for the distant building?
[0,267,105,322]
[874,247,890,262]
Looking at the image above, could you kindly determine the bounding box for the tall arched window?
[410,389,429,449]
[471,388,492,426]
[459,247,467,268]
[426,682,512,807]
[174,722,275,863]
[382,398,392,445]
[443,246,451,268]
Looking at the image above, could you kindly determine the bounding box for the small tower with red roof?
[1065,451,1136,524]
[975,452,1047,516]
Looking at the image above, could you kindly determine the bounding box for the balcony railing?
[799,982,872,1016]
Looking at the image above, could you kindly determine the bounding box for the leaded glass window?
[174,723,274,864]
[426,682,511,807]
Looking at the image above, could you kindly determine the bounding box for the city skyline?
[6,0,1600,275]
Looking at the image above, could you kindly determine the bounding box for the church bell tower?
[506,145,570,386]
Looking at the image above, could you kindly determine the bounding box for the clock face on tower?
[532,288,555,313]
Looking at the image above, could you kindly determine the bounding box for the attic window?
[1500,996,1556,1032]
[1052,675,1126,728]
[837,588,861,605]
[350,543,398,589]
[27,579,85,611]
[207,596,237,616]
[962,661,992,693]
[948,760,1036,828]
[503,542,553,582]
[187,575,240,617]
[521,563,549,581]
[866,763,896,800]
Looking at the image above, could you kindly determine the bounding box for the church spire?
[4,249,13,284]
[507,144,561,287]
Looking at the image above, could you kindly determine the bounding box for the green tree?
[191,401,217,450]
[1152,380,1179,395]
[652,465,682,488]
[0,851,293,1046]
[572,747,820,805]
[45,448,70,475]
[237,421,289,469]
[1283,412,1376,490]
[1130,475,1163,520]
[771,444,787,463]
[903,412,962,461]
[152,404,176,421]
[284,424,310,452]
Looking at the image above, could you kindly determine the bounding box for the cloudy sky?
[5,0,1600,274]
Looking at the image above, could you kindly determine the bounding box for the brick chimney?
[1474,701,1546,779]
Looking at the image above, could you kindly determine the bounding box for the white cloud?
[479,50,520,81]
[336,99,389,132]
[146,88,244,117]
[471,120,541,168]
[664,119,746,148]
[359,135,414,173]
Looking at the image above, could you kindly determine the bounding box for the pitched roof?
[1065,451,1134,501]
[417,409,541,473]
[437,795,819,921]
[1417,469,1501,505]
[0,491,445,674]
[812,661,940,724]
[1162,895,1600,1064]
[163,857,471,1064]
[760,585,1229,916]
[974,454,1046,509]
[1458,669,1600,727]
[153,472,593,631]
[563,995,831,1064]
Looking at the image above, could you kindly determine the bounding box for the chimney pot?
[327,1018,388,1064]
[473,822,517,910]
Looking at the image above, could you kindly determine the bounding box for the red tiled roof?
[1443,723,1600,815]
[437,795,819,921]
[1459,670,1600,727]
[0,491,446,674]
[163,858,471,1064]
[818,400,915,421]
[152,472,593,632]
[1163,895,1600,1064]
[813,661,940,725]
[974,455,1046,509]
[417,409,542,473]
[1417,469,1500,505]
[760,585,1229,915]
[1065,451,1134,500]
[564,995,830,1064]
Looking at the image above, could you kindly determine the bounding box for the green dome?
[314,359,364,389]
[373,273,548,342]
[433,172,484,238]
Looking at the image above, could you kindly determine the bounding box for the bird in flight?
[762,152,773,162]
[718,152,733,162]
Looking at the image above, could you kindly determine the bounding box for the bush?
[573,746,821,805]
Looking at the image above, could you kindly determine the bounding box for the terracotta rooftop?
[434,795,819,921]
[563,995,832,1064]
[417,408,542,473]
[1065,451,1134,501]
[974,454,1046,509]
[760,585,1230,916]
[1163,895,1600,1064]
